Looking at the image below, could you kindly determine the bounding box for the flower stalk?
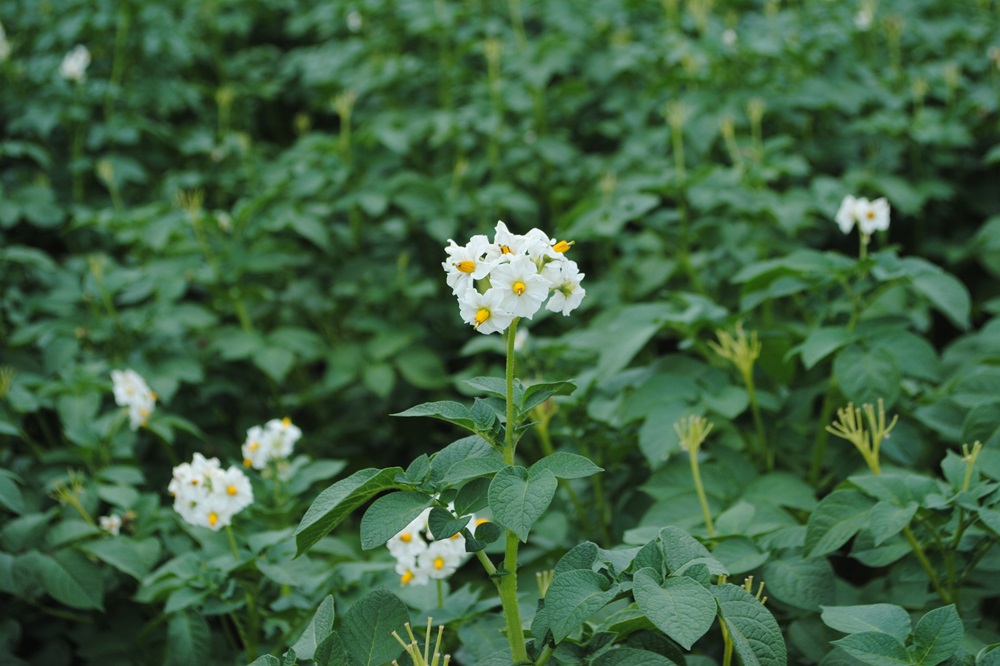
[709,324,769,469]
[675,415,715,536]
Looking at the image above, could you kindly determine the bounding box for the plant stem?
[226,525,240,560]
[689,447,714,537]
[436,579,444,608]
[743,370,771,470]
[808,380,838,486]
[535,644,555,666]
[902,524,951,605]
[536,420,586,528]
[499,319,529,663]
[721,618,734,666]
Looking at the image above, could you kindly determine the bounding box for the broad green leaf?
[340,588,409,666]
[712,537,769,575]
[545,569,619,643]
[796,327,859,370]
[833,632,911,666]
[529,452,603,480]
[659,526,726,575]
[292,595,335,661]
[0,472,24,514]
[428,435,498,484]
[464,520,502,552]
[521,380,577,412]
[714,583,787,666]
[441,457,506,486]
[761,555,834,611]
[360,491,433,550]
[314,630,348,666]
[633,568,715,650]
[295,468,404,556]
[911,272,971,331]
[247,656,281,666]
[833,345,901,408]
[591,648,678,666]
[428,507,470,540]
[252,346,296,383]
[165,610,211,666]
[804,490,875,558]
[16,550,103,610]
[488,466,557,542]
[821,604,912,642]
[454,477,491,515]
[868,501,918,546]
[465,376,511,400]
[82,537,161,580]
[554,541,600,574]
[392,401,476,431]
[912,605,963,666]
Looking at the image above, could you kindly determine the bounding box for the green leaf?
[761,555,835,611]
[796,327,859,370]
[545,569,619,643]
[911,271,971,331]
[246,656,281,666]
[868,501,918,546]
[833,632,911,666]
[591,648,678,666]
[360,491,433,550]
[804,490,875,558]
[821,604,912,642]
[912,605,963,666]
[454,477,491,515]
[427,507,470,540]
[314,630,348,666]
[714,583,787,666]
[833,345,901,408]
[521,380,577,413]
[0,473,24,514]
[292,595,335,661]
[16,550,103,610]
[633,568,716,650]
[252,346,297,383]
[659,526,727,575]
[82,537,162,580]
[488,465,557,542]
[165,610,211,666]
[295,468,404,556]
[464,376,513,400]
[441,457,506,486]
[464,520,502,552]
[554,541,600,574]
[340,588,409,666]
[392,401,477,432]
[529,452,603,480]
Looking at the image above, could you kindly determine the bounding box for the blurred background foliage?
[2,0,1000,662]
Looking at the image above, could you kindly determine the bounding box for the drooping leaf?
[165,610,211,666]
[803,490,875,558]
[340,588,409,666]
[292,595,336,661]
[545,569,619,643]
[714,583,787,666]
[912,605,964,666]
[633,568,716,650]
[360,491,433,550]
[528,452,603,480]
[820,604,912,643]
[488,466,557,542]
[832,632,911,666]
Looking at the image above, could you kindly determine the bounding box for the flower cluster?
[111,369,157,430]
[168,453,253,531]
[443,221,585,335]
[835,195,890,237]
[60,44,90,82]
[241,417,301,469]
[387,508,479,587]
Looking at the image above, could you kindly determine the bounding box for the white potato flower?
[99,514,121,536]
[545,260,587,316]
[443,235,494,295]
[855,197,890,236]
[458,287,516,335]
[111,369,157,430]
[60,44,90,82]
[241,417,301,469]
[489,255,552,319]
[835,195,859,234]
[169,454,253,531]
[0,21,11,62]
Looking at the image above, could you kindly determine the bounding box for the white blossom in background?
[99,514,121,536]
[443,220,586,334]
[722,29,738,47]
[168,453,253,531]
[111,369,157,430]
[346,9,363,32]
[387,506,483,587]
[241,417,302,470]
[59,44,90,82]
[834,194,891,237]
[0,21,11,62]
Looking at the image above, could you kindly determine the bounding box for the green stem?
[721,617,734,666]
[226,525,240,560]
[535,644,555,666]
[808,380,838,486]
[436,579,444,608]
[536,422,587,528]
[744,371,770,470]
[689,447,714,537]
[500,319,529,663]
[901,524,950,605]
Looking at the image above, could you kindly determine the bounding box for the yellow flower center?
[400,533,412,543]
[512,281,526,295]
[282,417,292,427]
[191,479,199,485]
[208,512,218,527]
[499,244,513,254]
[475,518,490,526]
[401,570,414,585]
[249,441,259,451]
[455,260,476,273]
[243,458,252,467]
[150,391,157,400]
[866,210,875,219]
[552,239,575,253]
[434,557,445,570]
[474,308,490,327]
[227,485,238,496]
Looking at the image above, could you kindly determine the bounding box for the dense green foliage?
[1,0,999,663]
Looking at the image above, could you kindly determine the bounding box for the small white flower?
[443,235,493,295]
[854,7,874,31]
[835,194,859,234]
[545,260,587,316]
[346,9,363,32]
[722,29,738,47]
[396,558,429,587]
[242,418,301,469]
[856,197,890,236]
[0,21,11,62]
[169,454,252,531]
[387,511,430,561]
[111,369,157,430]
[489,255,552,319]
[458,288,516,335]
[99,514,121,536]
[60,44,90,82]
[417,539,464,580]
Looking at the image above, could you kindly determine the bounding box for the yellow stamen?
[208,512,218,527]
[401,570,414,585]
[455,260,476,273]
[227,485,238,496]
[499,244,513,254]
[249,441,259,451]
[140,408,149,417]
[552,239,575,253]
[450,533,461,540]
[866,210,875,219]
[433,557,445,570]
[191,479,199,485]
[474,308,490,328]
[150,391,157,400]
[475,518,489,526]
[400,533,412,543]
[243,458,252,467]
[512,281,526,296]
[282,417,292,427]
